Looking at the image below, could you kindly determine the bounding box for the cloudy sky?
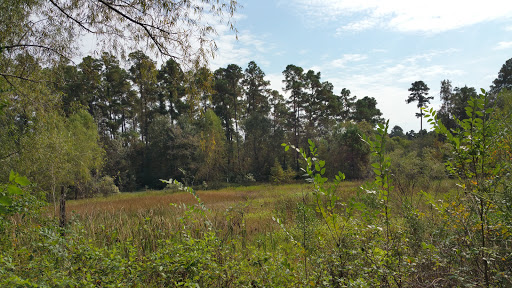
[208,0,512,132]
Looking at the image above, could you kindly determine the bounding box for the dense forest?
[3,50,511,195]
[1,1,512,287]
[3,51,390,194]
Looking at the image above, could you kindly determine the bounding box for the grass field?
[4,179,511,287]
[63,182,363,244]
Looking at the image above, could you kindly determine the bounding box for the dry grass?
[52,182,363,249]
[65,183,307,216]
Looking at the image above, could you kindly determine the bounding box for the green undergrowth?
[1,89,511,287]
[3,178,494,287]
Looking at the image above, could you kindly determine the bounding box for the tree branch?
[48,0,95,33]
[1,73,41,83]
[0,151,19,162]
[96,0,172,57]
[2,44,73,63]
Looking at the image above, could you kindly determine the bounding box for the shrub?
[97,176,120,196]
[270,160,285,184]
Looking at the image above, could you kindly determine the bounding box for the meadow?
[5,172,510,287]
[1,92,511,287]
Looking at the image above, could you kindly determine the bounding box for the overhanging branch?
[97,0,172,57]
[49,0,95,33]
[2,44,72,62]
[1,73,41,83]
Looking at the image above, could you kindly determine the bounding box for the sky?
[207,0,512,132]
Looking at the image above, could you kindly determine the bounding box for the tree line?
[4,47,512,197]
[57,52,386,192]
[3,48,511,198]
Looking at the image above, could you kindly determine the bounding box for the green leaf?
[15,176,30,186]
[321,168,326,175]
[0,196,12,206]
[9,170,16,182]
[7,185,22,195]
[284,146,289,152]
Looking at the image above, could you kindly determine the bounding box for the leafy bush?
[97,176,120,196]
[270,160,285,184]
[270,160,295,184]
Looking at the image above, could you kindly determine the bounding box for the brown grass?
[67,184,293,215]
[50,182,364,248]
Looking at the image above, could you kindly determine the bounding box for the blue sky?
[208,0,512,132]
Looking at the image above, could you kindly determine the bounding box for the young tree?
[406,80,432,131]
[196,109,227,182]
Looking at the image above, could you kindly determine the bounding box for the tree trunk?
[59,186,66,236]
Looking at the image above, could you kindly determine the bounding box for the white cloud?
[404,48,459,63]
[209,29,274,70]
[306,50,465,132]
[330,54,368,68]
[494,41,512,50]
[266,73,285,93]
[290,0,512,33]
[337,18,378,33]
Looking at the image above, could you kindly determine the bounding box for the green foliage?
[322,122,372,179]
[490,57,512,94]
[351,96,384,125]
[270,160,296,184]
[196,109,227,183]
[96,176,120,196]
[438,81,478,130]
[0,171,30,215]
[425,89,512,286]
[283,140,347,260]
[389,147,447,196]
[362,121,393,216]
[269,160,285,184]
[407,80,433,131]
